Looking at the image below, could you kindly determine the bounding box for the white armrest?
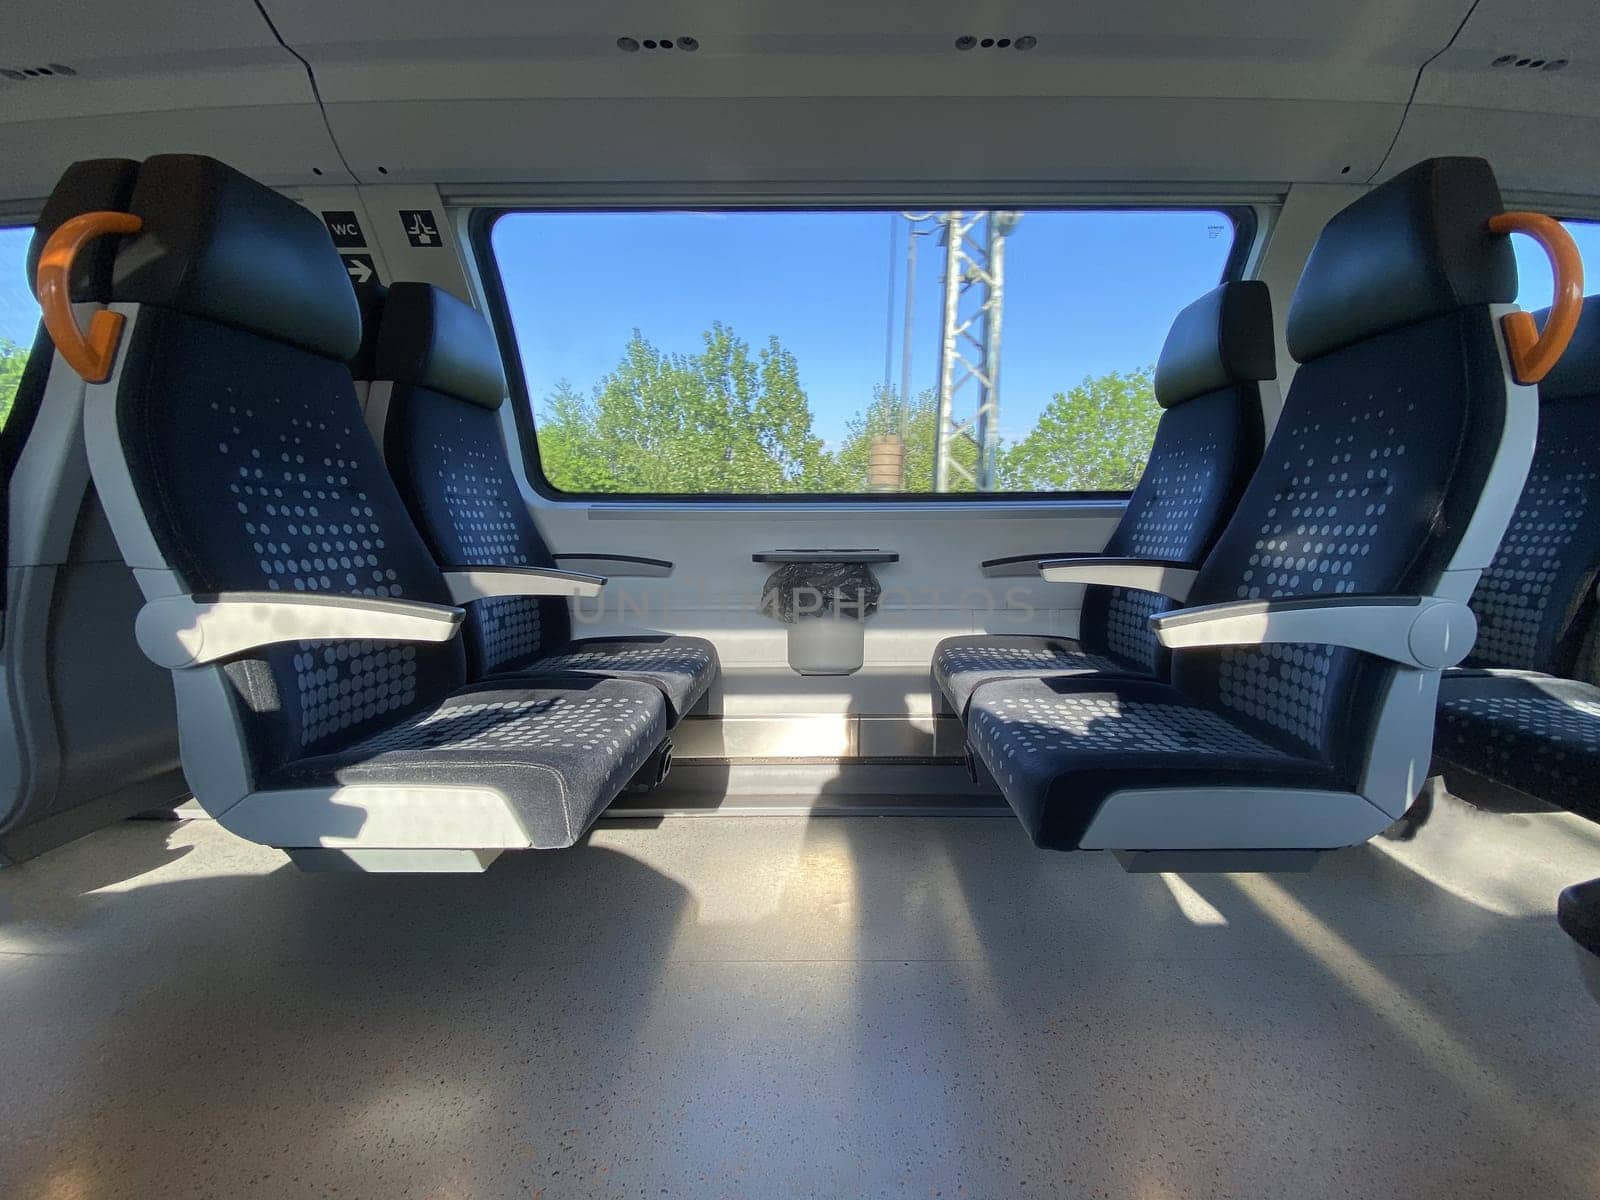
[442,567,607,601]
[1151,594,1477,669]
[1038,556,1197,601]
[982,551,1091,578]
[136,591,464,669]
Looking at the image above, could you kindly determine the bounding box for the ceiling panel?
[8,0,1597,200]
[0,105,347,203]
[0,0,342,201]
[1410,0,1598,118]
[321,94,1398,187]
[264,0,1469,106]
[1374,0,1598,192]
[1379,104,1600,195]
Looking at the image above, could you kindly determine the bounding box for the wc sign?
[400,209,441,247]
[321,210,367,248]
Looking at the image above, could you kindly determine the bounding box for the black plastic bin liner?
[760,563,882,622]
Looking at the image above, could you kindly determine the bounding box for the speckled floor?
[2,795,1599,1199]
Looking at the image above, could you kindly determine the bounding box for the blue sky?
[493,209,1237,446]
[0,226,37,349]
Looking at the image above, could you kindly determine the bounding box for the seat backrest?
[347,279,388,411]
[371,281,571,676]
[82,155,467,803]
[1464,294,1600,675]
[5,159,138,578]
[1078,280,1272,673]
[1,158,187,862]
[1171,157,1529,792]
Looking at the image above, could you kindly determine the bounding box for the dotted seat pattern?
[1463,398,1600,675]
[266,676,668,847]
[967,677,1336,848]
[963,310,1511,846]
[1169,308,1508,780]
[932,636,1128,717]
[384,385,718,722]
[1436,669,1600,820]
[117,309,469,776]
[931,386,1262,715]
[384,387,568,670]
[491,636,719,724]
[1081,387,1264,675]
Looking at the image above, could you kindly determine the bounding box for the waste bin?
[760,560,884,676]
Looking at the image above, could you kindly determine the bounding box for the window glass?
[0,226,35,433]
[1512,218,1600,312]
[489,208,1239,496]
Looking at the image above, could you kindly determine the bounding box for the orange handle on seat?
[1488,211,1585,385]
[35,210,144,383]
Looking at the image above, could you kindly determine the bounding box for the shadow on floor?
[2,794,1598,1199]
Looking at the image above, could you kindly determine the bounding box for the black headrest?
[373,281,507,409]
[1153,281,1276,408]
[25,159,140,303]
[1536,295,1600,403]
[111,155,361,362]
[348,280,390,379]
[1287,157,1517,363]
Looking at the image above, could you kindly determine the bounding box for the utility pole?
[899,213,935,441]
[932,211,1020,492]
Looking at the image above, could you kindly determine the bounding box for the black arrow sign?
[342,254,377,285]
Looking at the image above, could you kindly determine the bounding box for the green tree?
[826,384,978,493]
[1001,365,1159,492]
[0,338,29,433]
[535,324,831,493]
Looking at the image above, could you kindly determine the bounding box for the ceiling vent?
[0,62,77,81]
[617,36,698,52]
[955,35,1037,51]
[1491,53,1568,71]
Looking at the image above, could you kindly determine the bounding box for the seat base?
[967,676,1342,850]
[931,633,1134,717]
[1436,668,1600,820]
[494,634,719,726]
[258,675,669,850]
[1111,848,1322,874]
[285,847,502,873]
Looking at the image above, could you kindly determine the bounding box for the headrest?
[348,280,390,379]
[111,155,360,361]
[1287,157,1517,363]
[1153,280,1276,408]
[373,281,508,409]
[25,158,139,302]
[1535,295,1600,402]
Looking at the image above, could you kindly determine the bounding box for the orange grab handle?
[1488,211,1585,385]
[36,211,144,383]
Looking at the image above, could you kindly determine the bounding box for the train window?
[484,208,1244,498]
[1513,218,1600,313]
[0,227,34,433]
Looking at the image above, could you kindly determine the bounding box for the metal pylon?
[932,211,1020,492]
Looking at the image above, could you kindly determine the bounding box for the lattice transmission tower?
[931,211,1021,492]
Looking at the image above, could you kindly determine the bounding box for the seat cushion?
[490,634,718,725]
[932,634,1134,716]
[967,677,1338,849]
[1436,669,1600,820]
[264,675,668,848]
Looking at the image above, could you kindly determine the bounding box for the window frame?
[0,221,40,635]
[471,202,1259,505]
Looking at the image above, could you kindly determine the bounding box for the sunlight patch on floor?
[1229,871,1587,1150]
[1158,872,1229,926]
